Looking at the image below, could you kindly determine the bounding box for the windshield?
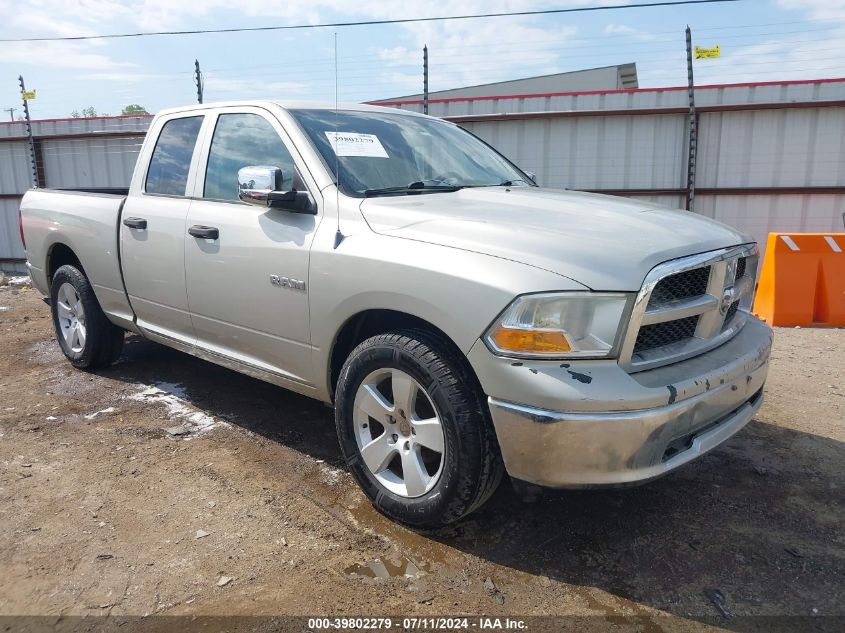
[290,109,532,197]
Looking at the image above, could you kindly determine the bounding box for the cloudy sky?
[1,0,844,119]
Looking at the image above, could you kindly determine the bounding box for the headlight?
[484,292,631,359]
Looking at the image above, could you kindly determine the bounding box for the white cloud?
[15,0,843,109]
[604,23,636,35]
[686,1,845,85]
[414,21,579,92]
[363,5,582,98]
[74,72,163,82]
[0,0,136,71]
[2,41,135,71]
[604,23,654,40]
[0,0,592,81]
[202,76,309,98]
[635,0,845,86]
[378,46,414,63]
[692,32,845,84]
[776,0,845,22]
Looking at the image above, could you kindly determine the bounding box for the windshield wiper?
[472,179,529,187]
[363,181,464,197]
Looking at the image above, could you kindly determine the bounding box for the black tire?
[50,265,124,369]
[335,329,503,528]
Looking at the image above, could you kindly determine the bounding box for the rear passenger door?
[184,107,320,386]
[121,114,206,344]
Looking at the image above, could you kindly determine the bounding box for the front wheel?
[335,330,503,528]
[50,265,124,369]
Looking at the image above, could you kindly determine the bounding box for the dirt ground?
[1,281,843,631]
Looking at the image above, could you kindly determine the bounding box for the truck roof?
[155,100,426,118]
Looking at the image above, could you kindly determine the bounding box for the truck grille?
[619,245,759,372]
[735,257,747,281]
[648,267,710,306]
[634,315,699,354]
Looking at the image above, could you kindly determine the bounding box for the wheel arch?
[46,241,84,288]
[327,309,483,403]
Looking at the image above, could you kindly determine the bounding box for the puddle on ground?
[346,501,458,568]
[344,555,430,580]
[578,588,667,633]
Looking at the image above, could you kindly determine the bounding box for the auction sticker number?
[308,618,393,629]
[324,132,389,158]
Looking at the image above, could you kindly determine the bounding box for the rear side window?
[145,116,203,196]
[203,113,296,201]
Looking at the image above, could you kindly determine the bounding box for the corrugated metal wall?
[2,79,844,272]
[388,77,845,115]
[0,115,150,273]
[387,78,845,259]
[0,199,26,271]
[41,137,143,188]
[461,114,687,190]
[696,108,845,188]
[696,194,845,242]
[462,114,845,258]
[0,139,36,273]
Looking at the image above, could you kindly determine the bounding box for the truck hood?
[359,187,751,290]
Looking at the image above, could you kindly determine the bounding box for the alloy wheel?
[352,368,446,498]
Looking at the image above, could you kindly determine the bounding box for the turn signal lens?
[491,328,572,353]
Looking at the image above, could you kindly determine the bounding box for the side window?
[145,116,203,195]
[204,113,297,201]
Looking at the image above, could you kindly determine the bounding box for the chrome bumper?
[478,317,773,488]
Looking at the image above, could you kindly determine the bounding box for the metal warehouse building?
[2,76,844,272]
[372,63,639,102]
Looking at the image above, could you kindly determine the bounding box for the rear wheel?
[50,265,124,369]
[335,330,503,528]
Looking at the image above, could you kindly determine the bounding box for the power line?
[0,0,745,43]
[33,31,842,93]
[26,23,843,86]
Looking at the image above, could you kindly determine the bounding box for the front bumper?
[469,316,773,487]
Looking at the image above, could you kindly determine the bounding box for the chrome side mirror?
[238,165,283,206]
[524,171,538,185]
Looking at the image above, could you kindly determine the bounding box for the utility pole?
[194,59,204,104]
[3,107,16,121]
[18,76,39,188]
[685,26,697,213]
[423,45,429,115]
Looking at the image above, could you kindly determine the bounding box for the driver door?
[184,107,320,386]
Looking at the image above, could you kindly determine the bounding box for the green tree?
[71,107,98,117]
[121,104,148,115]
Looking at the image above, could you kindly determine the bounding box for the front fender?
[308,230,586,400]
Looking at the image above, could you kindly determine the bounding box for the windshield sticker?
[324,132,389,158]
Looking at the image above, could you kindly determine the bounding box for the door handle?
[188,225,219,240]
[123,217,147,230]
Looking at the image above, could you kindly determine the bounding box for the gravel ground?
[0,282,843,631]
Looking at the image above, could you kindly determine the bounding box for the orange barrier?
[753,233,845,327]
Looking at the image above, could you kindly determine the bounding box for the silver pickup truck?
[20,101,773,527]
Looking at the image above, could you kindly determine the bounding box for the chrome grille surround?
[647,267,711,307]
[619,244,759,373]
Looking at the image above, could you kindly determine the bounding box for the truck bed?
[20,188,135,327]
